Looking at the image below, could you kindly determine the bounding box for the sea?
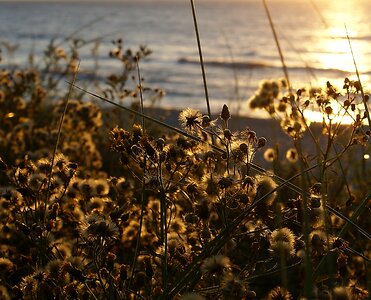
[1,0,371,118]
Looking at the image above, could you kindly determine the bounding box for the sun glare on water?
[301,0,371,125]
[303,104,360,125]
[317,27,367,74]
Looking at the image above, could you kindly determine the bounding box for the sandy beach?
[102,105,305,165]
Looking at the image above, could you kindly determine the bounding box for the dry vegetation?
[0,7,370,300]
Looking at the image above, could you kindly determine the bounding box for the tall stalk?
[345,24,371,131]
[73,82,369,297]
[262,0,292,93]
[295,140,313,299]
[190,0,212,119]
[221,30,242,115]
[44,61,80,224]
[128,57,146,292]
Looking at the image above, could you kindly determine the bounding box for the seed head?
[201,254,231,275]
[255,175,277,205]
[95,179,110,196]
[264,148,277,162]
[266,286,293,300]
[270,227,296,257]
[221,275,245,300]
[179,108,202,132]
[220,104,231,121]
[223,129,233,140]
[332,286,350,300]
[285,148,298,163]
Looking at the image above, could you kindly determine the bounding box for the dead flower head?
[270,227,296,257]
[179,108,202,132]
[201,254,231,275]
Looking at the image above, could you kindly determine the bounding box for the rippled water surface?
[1,0,371,117]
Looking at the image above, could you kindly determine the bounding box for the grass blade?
[71,83,352,200]
[313,193,371,279]
[70,83,367,297]
[190,0,212,118]
[44,61,80,224]
[309,0,329,29]
[262,0,292,92]
[167,155,337,298]
[345,24,371,131]
[71,84,303,194]
[128,58,146,292]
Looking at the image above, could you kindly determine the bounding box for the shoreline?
[101,104,363,167]
[102,105,299,165]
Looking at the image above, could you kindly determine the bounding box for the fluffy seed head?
[179,108,202,132]
[266,286,293,300]
[221,275,245,300]
[201,255,231,275]
[286,148,298,163]
[264,148,277,162]
[255,175,277,205]
[270,228,296,257]
[332,286,350,300]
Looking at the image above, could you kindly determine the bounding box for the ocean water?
[1,0,371,118]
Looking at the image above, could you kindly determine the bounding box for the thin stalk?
[94,254,109,299]
[168,155,331,298]
[128,58,146,291]
[72,84,363,211]
[221,30,242,115]
[57,12,118,48]
[309,0,330,29]
[345,24,371,131]
[325,205,371,241]
[157,158,168,298]
[295,97,324,157]
[247,258,302,282]
[338,192,371,238]
[295,139,313,299]
[71,83,344,198]
[332,144,352,200]
[280,31,318,82]
[262,0,292,92]
[137,57,146,129]
[71,83,369,295]
[313,192,371,279]
[44,61,80,224]
[159,190,168,298]
[190,0,212,118]
[342,246,370,263]
[84,282,99,300]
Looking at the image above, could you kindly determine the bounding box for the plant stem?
[295,139,313,299]
[44,61,80,225]
[190,0,212,119]
[262,0,292,93]
[128,59,146,291]
[345,24,371,131]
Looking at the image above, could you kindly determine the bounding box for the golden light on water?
[307,0,370,76]
[318,40,357,73]
[302,0,371,124]
[304,110,356,125]
[303,97,368,125]
[315,22,368,73]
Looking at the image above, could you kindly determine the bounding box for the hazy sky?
[0,0,284,2]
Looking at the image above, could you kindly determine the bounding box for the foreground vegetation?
[0,15,370,300]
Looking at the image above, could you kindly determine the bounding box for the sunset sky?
[0,0,327,2]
